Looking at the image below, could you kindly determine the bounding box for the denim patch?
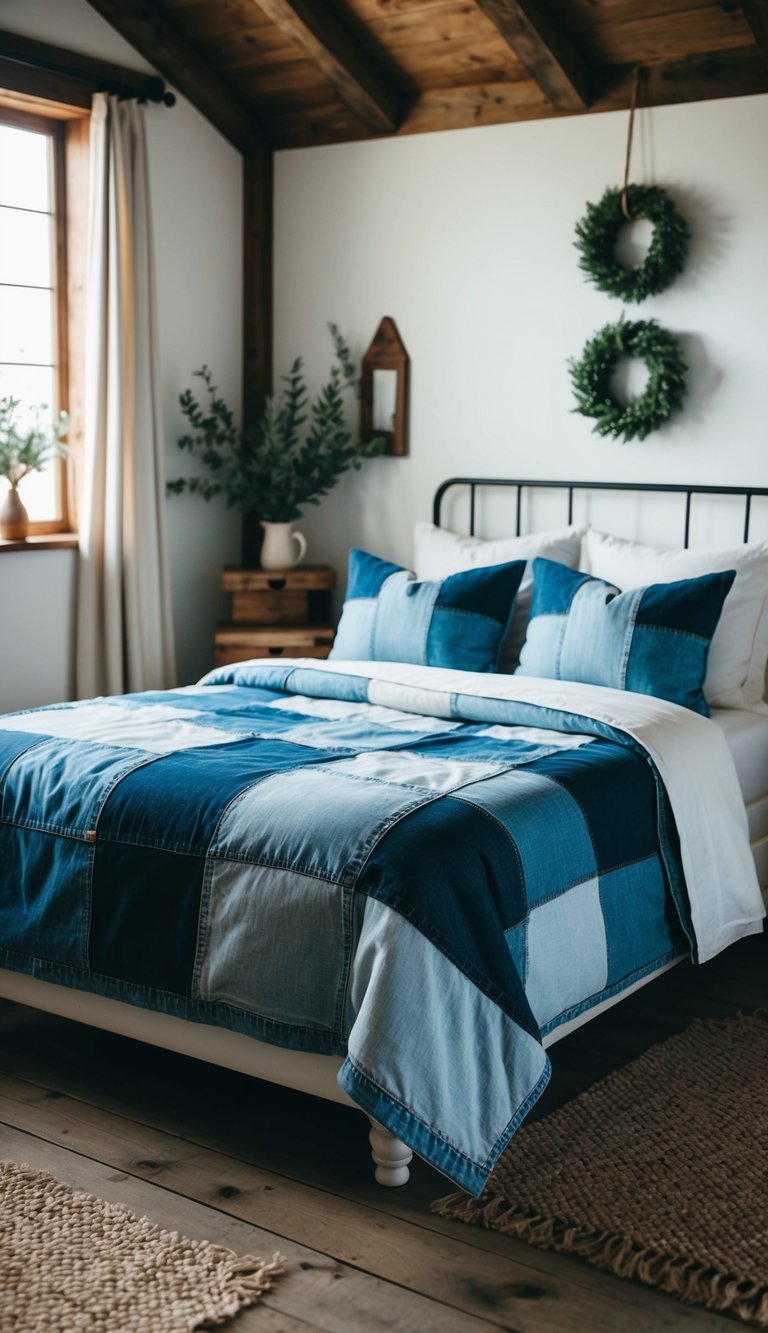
[517,559,735,714]
[0,825,93,969]
[454,768,596,907]
[197,861,349,1034]
[525,877,608,1027]
[210,766,438,883]
[342,897,549,1190]
[330,548,525,672]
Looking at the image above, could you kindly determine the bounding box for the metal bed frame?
[433,477,768,547]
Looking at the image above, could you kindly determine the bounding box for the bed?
[0,477,765,1193]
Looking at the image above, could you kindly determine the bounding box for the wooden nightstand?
[214,565,336,667]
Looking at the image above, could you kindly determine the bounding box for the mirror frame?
[360,317,409,457]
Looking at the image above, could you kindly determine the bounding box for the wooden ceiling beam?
[267,46,768,148]
[473,0,591,111]
[250,0,400,134]
[597,47,768,112]
[739,0,768,67]
[83,0,263,151]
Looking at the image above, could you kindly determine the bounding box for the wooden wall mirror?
[360,317,409,457]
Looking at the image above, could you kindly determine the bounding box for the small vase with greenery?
[0,397,69,541]
[168,324,384,567]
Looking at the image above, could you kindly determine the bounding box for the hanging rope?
[620,66,641,221]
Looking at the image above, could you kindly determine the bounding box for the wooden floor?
[0,929,765,1332]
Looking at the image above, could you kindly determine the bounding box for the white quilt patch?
[327,749,501,792]
[0,702,244,753]
[478,724,595,749]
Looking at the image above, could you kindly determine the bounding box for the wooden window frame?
[0,89,89,538]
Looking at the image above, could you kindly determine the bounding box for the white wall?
[1,19,766,711]
[0,0,243,710]
[273,94,768,589]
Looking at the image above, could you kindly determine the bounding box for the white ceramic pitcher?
[260,520,307,570]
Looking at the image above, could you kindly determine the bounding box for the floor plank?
[0,1122,506,1333]
[0,928,764,1331]
[0,1069,726,1331]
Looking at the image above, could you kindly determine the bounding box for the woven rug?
[0,1161,284,1333]
[434,1014,768,1326]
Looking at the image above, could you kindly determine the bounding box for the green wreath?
[569,318,687,443]
[574,185,690,302]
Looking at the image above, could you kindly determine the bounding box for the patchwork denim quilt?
[0,659,732,1193]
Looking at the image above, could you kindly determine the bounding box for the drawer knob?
[268,646,284,656]
[267,577,287,591]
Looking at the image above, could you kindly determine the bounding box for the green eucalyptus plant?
[0,396,68,491]
[168,324,384,523]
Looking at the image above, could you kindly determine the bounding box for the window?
[0,91,89,535]
[0,103,82,535]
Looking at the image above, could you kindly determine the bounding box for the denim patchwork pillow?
[516,558,736,715]
[330,548,526,672]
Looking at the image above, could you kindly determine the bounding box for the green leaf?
[168,327,385,521]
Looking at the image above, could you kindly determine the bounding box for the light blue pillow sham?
[516,558,736,715]
[329,548,526,673]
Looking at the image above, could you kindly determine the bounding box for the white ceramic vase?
[260,520,307,570]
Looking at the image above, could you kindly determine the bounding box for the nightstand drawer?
[230,590,309,625]
[222,565,335,626]
[214,624,335,668]
[222,566,335,594]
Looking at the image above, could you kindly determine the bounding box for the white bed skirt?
[0,956,683,1108]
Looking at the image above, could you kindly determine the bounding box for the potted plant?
[168,324,384,568]
[0,397,69,541]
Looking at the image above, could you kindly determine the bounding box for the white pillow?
[414,521,586,671]
[582,529,768,712]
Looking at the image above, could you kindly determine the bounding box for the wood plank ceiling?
[86,0,768,150]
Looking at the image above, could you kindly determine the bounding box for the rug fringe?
[194,1251,285,1329]
[432,1197,768,1326]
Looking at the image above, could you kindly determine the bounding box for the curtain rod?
[0,30,176,106]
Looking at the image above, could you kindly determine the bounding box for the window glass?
[0,208,53,287]
[0,124,50,211]
[0,285,54,365]
[0,118,62,526]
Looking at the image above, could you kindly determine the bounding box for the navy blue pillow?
[329,548,526,672]
[516,558,736,715]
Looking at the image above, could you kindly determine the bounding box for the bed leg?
[368,1119,412,1187]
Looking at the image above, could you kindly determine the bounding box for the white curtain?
[76,93,176,698]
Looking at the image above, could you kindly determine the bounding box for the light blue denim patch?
[209,767,437,884]
[195,860,349,1034]
[330,598,378,662]
[282,668,370,703]
[524,876,608,1028]
[518,583,643,691]
[341,897,549,1193]
[558,583,642,689]
[373,571,440,663]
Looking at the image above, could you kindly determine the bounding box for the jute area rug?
[434,1014,768,1326]
[0,1161,283,1333]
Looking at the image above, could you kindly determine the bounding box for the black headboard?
[432,478,768,548]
